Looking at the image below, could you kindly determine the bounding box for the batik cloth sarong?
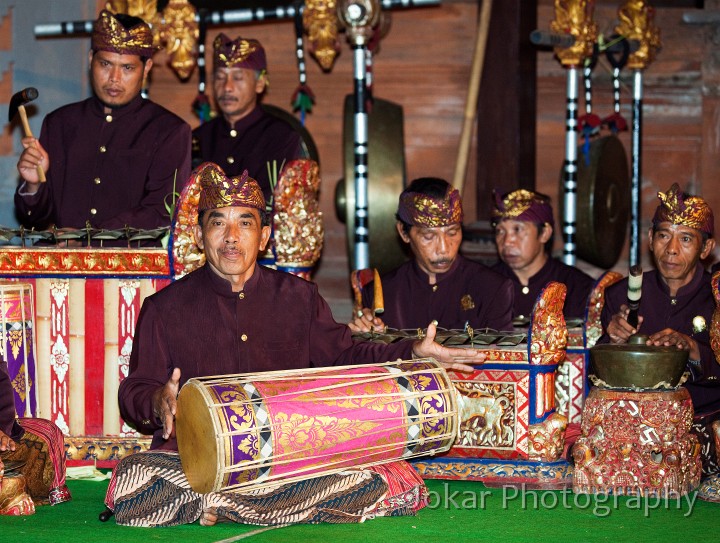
[105,451,427,527]
[692,411,720,476]
[1,418,71,506]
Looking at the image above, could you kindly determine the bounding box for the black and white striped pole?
[338,0,380,271]
[630,70,642,267]
[562,67,579,266]
[549,3,597,267]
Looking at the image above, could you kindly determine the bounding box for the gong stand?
[615,1,661,268]
[548,2,598,267]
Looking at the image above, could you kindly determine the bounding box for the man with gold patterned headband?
[491,188,595,323]
[191,33,303,202]
[349,177,514,333]
[105,163,484,527]
[602,183,720,474]
[15,10,191,243]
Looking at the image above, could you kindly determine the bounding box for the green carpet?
[2,478,718,543]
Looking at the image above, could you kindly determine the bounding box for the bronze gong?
[561,135,630,269]
[335,95,407,275]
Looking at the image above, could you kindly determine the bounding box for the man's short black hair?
[396,177,452,233]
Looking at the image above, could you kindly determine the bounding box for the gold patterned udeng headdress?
[91,10,156,57]
[213,33,267,71]
[397,182,463,228]
[196,162,266,212]
[491,189,555,227]
[653,183,714,236]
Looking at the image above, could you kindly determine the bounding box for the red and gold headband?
[491,189,554,227]
[91,9,156,57]
[213,33,267,71]
[196,162,265,212]
[397,186,463,228]
[653,183,714,236]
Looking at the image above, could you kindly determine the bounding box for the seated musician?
[14,10,191,243]
[105,163,484,527]
[348,177,514,333]
[191,33,303,203]
[1,356,70,514]
[601,183,720,475]
[490,189,595,322]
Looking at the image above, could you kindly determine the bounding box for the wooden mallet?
[8,87,46,182]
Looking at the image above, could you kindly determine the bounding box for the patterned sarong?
[106,451,427,527]
[1,418,70,507]
[692,412,720,476]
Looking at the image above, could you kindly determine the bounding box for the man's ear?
[259,225,271,252]
[539,223,553,243]
[193,223,204,251]
[143,58,153,82]
[396,221,410,244]
[701,237,716,260]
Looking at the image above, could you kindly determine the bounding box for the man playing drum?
[105,162,484,527]
[349,177,514,333]
[491,189,596,323]
[601,183,720,474]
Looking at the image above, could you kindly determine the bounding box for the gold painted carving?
[550,0,598,66]
[616,0,662,70]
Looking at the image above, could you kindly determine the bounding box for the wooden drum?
[0,282,37,418]
[176,358,458,493]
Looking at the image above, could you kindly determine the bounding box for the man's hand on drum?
[152,367,181,440]
[17,137,49,190]
[412,321,485,373]
[0,429,16,454]
[348,307,386,333]
[606,303,644,344]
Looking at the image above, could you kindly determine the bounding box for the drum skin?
[175,360,458,494]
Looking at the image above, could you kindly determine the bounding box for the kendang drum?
[0,282,38,418]
[176,359,457,493]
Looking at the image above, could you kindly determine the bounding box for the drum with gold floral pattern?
[175,359,457,493]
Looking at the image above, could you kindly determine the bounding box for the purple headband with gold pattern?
[491,189,555,227]
[397,186,463,228]
[213,33,267,71]
[196,162,266,212]
[91,10,156,57]
[652,183,714,236]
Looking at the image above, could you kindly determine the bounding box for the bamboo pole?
[452,0,492,194]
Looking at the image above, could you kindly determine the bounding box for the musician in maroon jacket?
[15,10,191,237]
[601,183,720,474]
[491,189,596,322]
[349,177,514,333]
[107,163,483,527]
[191,33,302,202]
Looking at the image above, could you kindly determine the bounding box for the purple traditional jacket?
[0,359,24,440]
[362,255,514,331]
[492,257,596,320]
[15,95,191,233]
[601,265,720,415]
[191,106,302,202]
[119,264,414,450]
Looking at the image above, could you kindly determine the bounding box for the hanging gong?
[261,104,320,163]
[334,94,407,275]
[561,134,630,269]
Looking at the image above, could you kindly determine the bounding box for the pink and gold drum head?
[176,359,457,493]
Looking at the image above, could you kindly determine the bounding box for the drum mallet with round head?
[8,87,46,182]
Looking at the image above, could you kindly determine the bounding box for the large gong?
[262,104,319,163]
[562,135,630,269]
[335,95,407,275]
